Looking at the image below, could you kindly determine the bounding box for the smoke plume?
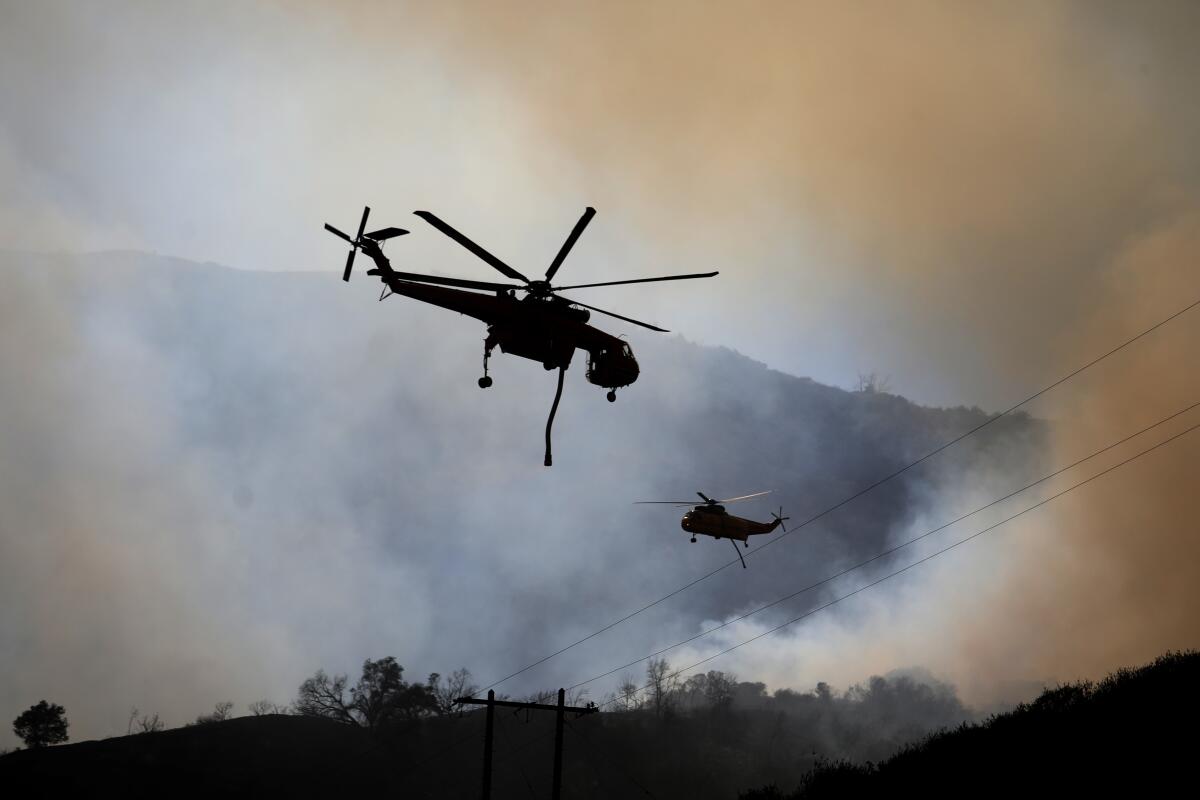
[2,0,1199,744]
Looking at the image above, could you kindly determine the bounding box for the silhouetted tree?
[136,713,163,733]
[295,670,355,724]
[734,681,769,709]
[12,700,68,748]
[855,371,892,394]
[354,658,404,727]
[647,658,679,718]
[295,657,437,728]
[677,670,741,711]
[703,670,738,708]
[681,672,708,708]
[429,668,478,716]
[248,700,288,716]
[126,707,163,734]
[617,671,643,712]
[524,686,590,707]
[191,701,234,725]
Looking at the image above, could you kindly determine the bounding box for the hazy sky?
[2,0,1199,747]
[3,0,1196,406]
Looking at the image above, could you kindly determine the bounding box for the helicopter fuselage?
[327,203,717,466]
[681,506,783,542]
[367,252,639,390]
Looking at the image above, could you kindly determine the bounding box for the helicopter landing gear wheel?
[690,537,697,543]
[606,390,617,403]
[478,376,493,389]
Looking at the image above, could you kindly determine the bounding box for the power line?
[564,400,1200,691]
[586,415,1200,707]
[480,295,1200,692]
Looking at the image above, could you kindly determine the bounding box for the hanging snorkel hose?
[544,366,566,466]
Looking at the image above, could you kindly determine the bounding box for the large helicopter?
[323,206,717,466]
[636,491,789,568]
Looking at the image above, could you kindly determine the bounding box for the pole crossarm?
[455,697,599,716]
[458,689,599,799]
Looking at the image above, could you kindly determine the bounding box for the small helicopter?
[636,491,789,568]
[324,206,717,466]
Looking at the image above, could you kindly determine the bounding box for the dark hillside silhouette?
[0,667,971,798]
[741,650,1200,799]
[7,654,1195,797]
[0,715,403,796]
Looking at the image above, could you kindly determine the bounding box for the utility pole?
[552,688,565,800]
[483,690,495,800]
[456,688,599,800]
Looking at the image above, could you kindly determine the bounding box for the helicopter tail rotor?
[772,508,790,533]
[324,206,409,282]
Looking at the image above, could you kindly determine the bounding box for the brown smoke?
[375,0,1200,697]
[971,212,1200,690]
[3,1,1198,735]
[351,0,1194,395]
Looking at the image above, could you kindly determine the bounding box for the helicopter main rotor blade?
[633,501,700,505]
[718,491,772,504]
[324,223,353,243]
[382,270,519,293]
[697,492,713,503]
[552,270,719,291]
[545,206,596,282]
[559,295,668,332]
[413,210,531,284]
